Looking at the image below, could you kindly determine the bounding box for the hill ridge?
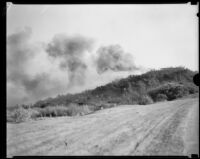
[33,67,198,108]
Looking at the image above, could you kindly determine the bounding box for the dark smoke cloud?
[46,34,93,58]
[46,34,93,87]
[7,27,37,87]
[7,27,33,72]
[95,44,139,74]
[21,73,47,93]
[7,28,65,106]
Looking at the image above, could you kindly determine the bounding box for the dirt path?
[7,98,199,156]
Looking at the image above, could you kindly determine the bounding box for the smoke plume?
[95,44,139,74]
[7,28,66,106]
[7,27,40,94]
[46,34,93,87]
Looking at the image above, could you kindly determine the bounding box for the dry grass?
[7,98,199,156]
[7,106,31,123]
[7,104,95,123]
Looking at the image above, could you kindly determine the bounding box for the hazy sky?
[7,4,198,106]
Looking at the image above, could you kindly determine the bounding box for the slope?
[33,67,198,108]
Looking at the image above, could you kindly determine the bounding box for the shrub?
[148,83,194,101]
[82,105,92,114]
[138,95,153,105]
[8,106,31,123]
[66,103,80,116]
[32,107,45,117]
[39,106,53,117]
[35,106,69,117]
[67,103,95,116]
[122,91,141,105]
[185,85,199,94]
[87,104,98,111]
[54,106,69,116]
[29,108,40,119]
[155,93,168,102]
[7,104,96,123]
[67,103,93,116]
[7,111,15,122]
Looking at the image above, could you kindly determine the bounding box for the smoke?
[7,28,143,107]
[7,27,38,92]
[95,44,139,74]
[46,34,93,87]
[7,28,67,106]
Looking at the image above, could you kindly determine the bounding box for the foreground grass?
[7,103,96,123]
[7,97,199,156]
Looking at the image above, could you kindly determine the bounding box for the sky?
[7,4,198,107]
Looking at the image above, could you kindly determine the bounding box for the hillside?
[7,97,199,156]
[33,67,198,108]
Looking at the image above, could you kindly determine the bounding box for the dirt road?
[7,97,199,156]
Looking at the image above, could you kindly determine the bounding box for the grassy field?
[7,97,199,156]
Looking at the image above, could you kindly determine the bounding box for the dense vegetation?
[7,104,94,123]
[7,67,198,123]
[33,67,198,106]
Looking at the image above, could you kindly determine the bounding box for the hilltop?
[33,67,198,108]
